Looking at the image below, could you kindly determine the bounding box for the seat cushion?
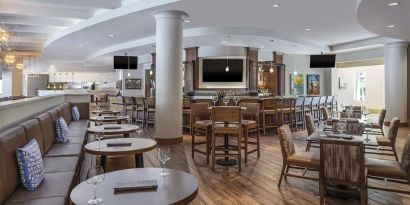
[194,120,212,129]
[365,157,407,180]
[55,117,69,144]
[5,197,65,205]
[68,120,88,138]
[287,149,320,169]
[16,139,44,191]
[43,156,79,173]
[376,136,392,146]
[66,136,84,144]
[5,172,74,203]
[45,144,82,157]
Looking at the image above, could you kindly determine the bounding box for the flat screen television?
[310,54,336,68]
[114,56,138,69]
[202,59,243,82]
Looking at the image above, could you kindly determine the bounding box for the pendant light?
[59,73,63,89]
[225,46,229,72]
[125,52,131,77]
[269,60,274,73]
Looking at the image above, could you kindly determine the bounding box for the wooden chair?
[320,106,332,131]
[331,96,338,113]
[311,96,321,126]
[97,94,108,107]
[319,96,327,109]
[145,97,156,127]
[371,109,386,136]
[123,97,134,123]
[302,97,313,129]
[260,98,281,135]
[366,137,410,194]
[191,103,212,163]
[319,138,367,205]
[305,113,319,151]
[330,119,364,136]
[374,117,400,161]
[325,96,333,113]
[135,97,146,126]
[183,98,192,134]
[277,125,320,187]
[294,97,304,131]
[211,106,242,171]
[281,98,295,129]
[239,102,260,163]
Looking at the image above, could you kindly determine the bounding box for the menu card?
[104,125,122,129]
[114,180,158,194]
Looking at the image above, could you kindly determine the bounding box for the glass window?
[356,72,366,101]
[0,79,2,95]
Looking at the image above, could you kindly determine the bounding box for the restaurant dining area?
[0,0,410,205]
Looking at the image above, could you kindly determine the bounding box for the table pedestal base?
[216,158,238,166]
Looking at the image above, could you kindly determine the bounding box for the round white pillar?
[384,42,408,125]
[152,10,187,144]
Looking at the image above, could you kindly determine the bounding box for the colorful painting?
[307,74,320,95]
[290,74,304,95]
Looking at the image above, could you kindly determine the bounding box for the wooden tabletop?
[84,138,156,156]
[89,116,129,122]
[307,130,378,146]
[70,168,199,205]
[87,124,139,135]
[91,110,122,114]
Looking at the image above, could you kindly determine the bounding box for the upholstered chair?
[376,117,400,161]
[277,125,320,187]
[371,109,386,136]
[304,113,318,151]
[320,106,332,131]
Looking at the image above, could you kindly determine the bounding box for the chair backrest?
[340,111,362,119]
[281,98,294,110]
[330,119,363,135]
[239,102,259,121]
[278,125,296,162]
[400,137,410,180]
[319,96,327,105]
[135,97,145,108]
[387,117,400,144]
[305,113,315,135]
[183,98,191,109]
[326,96,333,104]
[303,97,313,106]
[191,103,211,122]
[378,109,387,127]
[295,97,304,107]
[320,106,330,120]
[262,98,281,110]
[146,97,155,108]
[211,106,241,124]
[239,98,259,104]
[194,99,212,106]
[320,138,365,186]
[311,96,320,107]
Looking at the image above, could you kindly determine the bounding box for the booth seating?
[0,102,89,205]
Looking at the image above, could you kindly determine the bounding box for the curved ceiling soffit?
[356,0,410,41]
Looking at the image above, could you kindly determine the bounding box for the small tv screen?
[114,56,138,69]
[310,55,335,68]
[202,59,243,82]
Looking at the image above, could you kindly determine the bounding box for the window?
[0,79,2,95]
[356,72,366,101]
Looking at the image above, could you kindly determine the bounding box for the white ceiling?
[1,0,408,71]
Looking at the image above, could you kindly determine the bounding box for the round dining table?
[92,110,122,116]
[87,124,139,138]
[89,116,130,124]
[70,168,199,205]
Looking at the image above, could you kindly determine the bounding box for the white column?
[384,42,408,124]
[152,10,187,143]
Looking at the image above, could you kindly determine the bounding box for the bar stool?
[135,97,146,126]
[183,98,192,134]
[211,106,242,172]
[191,103,212,163]
[311,96,320,126]
[318,96,327,121]
[294,97,304,131]
[123,97,134,123]
[325,96,334,114]
[239,102,260,163]
[331,96,338,113]
[260,98,281,135]
[281,98,295,129]
[302,97,313,129]
[146,97,156,127]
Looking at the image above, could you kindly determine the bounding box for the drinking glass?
[233,96,240,106]
[211,96,218,106]
[95,128,104,149]
[336,121,346,134]
[364,122,372,142]
[346,107,353,118]
[362,109,369,121]
[157,147,171,176]
[136,127,143,140]
[86,166,105,205]
[223,97,230,106]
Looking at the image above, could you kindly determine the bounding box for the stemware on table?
[157,147,171,177]
[86,166,105,205]
[211,96,218,106]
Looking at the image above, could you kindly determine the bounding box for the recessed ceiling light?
[387,25,396,28]
[108,34,115,37]
[184,19,190,23]
[305,28,311,31]
[260,45,265,48]
[387,2,400,6]
[273,4,280,8]
[221,40,228,44]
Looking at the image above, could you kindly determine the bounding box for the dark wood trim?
[155,136,183,145]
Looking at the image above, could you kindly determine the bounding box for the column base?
[155,136,183,145]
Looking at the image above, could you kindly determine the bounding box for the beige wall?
[12,68,23,96]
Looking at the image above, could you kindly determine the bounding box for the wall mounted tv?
[114,56,138,69]
[310,54,336,68]
[202,59,243,82]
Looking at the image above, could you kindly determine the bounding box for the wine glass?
[233,96,240,106]
[346,107,353,118]
[364,122,372,142]
[223,97,230,106]
[211,96,218,106]
[86,166,105,205]
[95,129,104,149]
[136,127,143,140]
[96,105,101,116]
[336,121,346,134]
[157,147,171,176]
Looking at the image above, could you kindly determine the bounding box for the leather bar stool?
[294,97,304,131]
[239,102,260,163]
[191,103,212,163]
[280,98,295,130]
[146,97,156,127]
[260,98,281,135]
[183,98,192,134]
[302,97,313,129]
[374,117,400,161]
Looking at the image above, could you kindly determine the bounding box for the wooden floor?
[81,123,410,205]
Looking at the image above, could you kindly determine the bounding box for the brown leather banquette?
[0,102,89,205]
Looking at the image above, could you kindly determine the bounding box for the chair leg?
[284,166,290,180]
[360,188,367,205]
[191,129,195,159]
[278,164,286,187]
[257,126,260,158]
[206,129,210,164]
[211,132,216,171]
[393,147,399,161]
[305,141,311,152]
[319,179,325,205]
[244,128,248,163]
[263,114,267,135]
[238,133,241,172]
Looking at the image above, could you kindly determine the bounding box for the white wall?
[283,54,331,96]
[121,64,147,97]
[332,65,385,109]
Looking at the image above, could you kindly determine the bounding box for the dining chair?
[331,96,338,113]
[320,106,332,131]
[239,102,260,163]
[211,106,242,171]
[191,103,212,163]
[260,98,281,135]
[366,137,410,194]
[277,124,320,187]
[281,98,295,130]
[135,97,146,126]
[330,119,364,136]
[375,117,400,161]
[305,113,319,151]
[311,96,321,126]
[145,97,156,127]
[183,98,192,134]
[319,138,367,205]
[371,109,386,136]
[302,97,313,129]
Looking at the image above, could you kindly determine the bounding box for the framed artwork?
[306,74,320,95]
[339,77,347,90]
[290,74,304,95]
[125,78,142,89]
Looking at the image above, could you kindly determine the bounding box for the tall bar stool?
[318,96,327,121]
[281,98,295,129]
[311,96,321,126]
[294,97,304,131]
[260,98,281,135]
[302,97,313,129]
[239,102,260,163]
[211,106,242,172]
[145,97,156,127]
[123,97,134,123]
[191,103,212,163]
[331,96,338,113]
[135,97,146,126]
[182,98,192,134]
[325,96,334,114]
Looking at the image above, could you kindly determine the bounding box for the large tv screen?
[310,54,336,68]
[114,56,138,69]
[202,59,243,82]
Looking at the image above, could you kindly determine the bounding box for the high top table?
[70,168,198,205]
